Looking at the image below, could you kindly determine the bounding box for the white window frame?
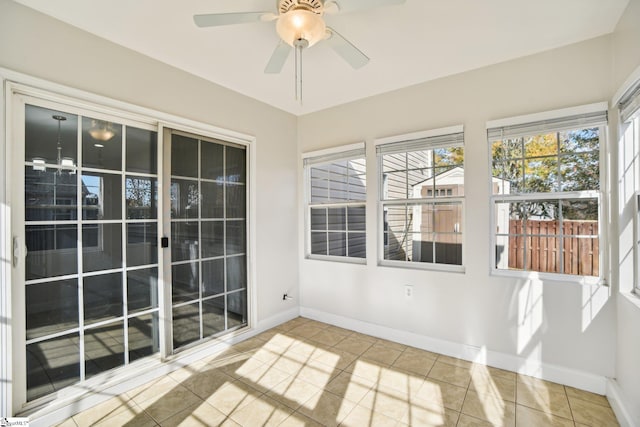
[375,126,465,273]
[616,72,640,296]
[303,142,367,264]
[487,103,608,285]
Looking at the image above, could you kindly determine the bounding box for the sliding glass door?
[11,95,249,408]
[169,131,248,350]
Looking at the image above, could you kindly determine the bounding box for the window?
[376,127,464,269]
[488,105,607,279]
[304,144,366,260]
[618,78,640,294]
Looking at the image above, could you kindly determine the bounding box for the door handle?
[13,236,27,268]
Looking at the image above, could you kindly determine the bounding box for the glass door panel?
[21,102,160,402]
[170,132,248,351]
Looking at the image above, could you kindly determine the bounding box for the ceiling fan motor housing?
[278,0,324,15]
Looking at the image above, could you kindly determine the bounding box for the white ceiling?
[14,0,629,116]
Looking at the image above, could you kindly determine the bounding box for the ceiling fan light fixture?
[276,8,326,47]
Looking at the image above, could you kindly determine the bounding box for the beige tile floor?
[56,317,619,427]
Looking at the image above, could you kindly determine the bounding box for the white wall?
[612,0,640,424]
[298,35,617,386]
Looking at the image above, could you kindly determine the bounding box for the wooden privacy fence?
[508,220,599,276]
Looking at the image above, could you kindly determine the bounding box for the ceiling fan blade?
[325,27,369,69]
[331,0,405,14]
[264,42,291,74]
[193,12,271,27]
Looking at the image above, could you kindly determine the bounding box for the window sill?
[305,254,367,265]
[378,260,465,274]
[491,268,604,286]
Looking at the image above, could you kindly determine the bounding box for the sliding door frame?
[2,74,257,416]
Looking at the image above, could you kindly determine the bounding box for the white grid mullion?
[77,114,85,382]
[223,145,228,331]
[122,124,129,365]
[198,139,203,340]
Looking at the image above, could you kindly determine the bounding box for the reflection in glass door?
[21,102,160,401]
[170,132,248,350]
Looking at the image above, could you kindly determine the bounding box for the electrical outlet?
[404,285,413,298]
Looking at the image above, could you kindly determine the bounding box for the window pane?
[492,138,523,162]
[384,171,408,199]
[171,222,199,262]
[525,157,557,193]
[434,233,462,265]
[26,333,80,401]
[310,166,329,202]
[25,167,77,221]
[327,208,346,231]
[563,236,599,276]
[407,150,431,169]
[495,235,516,270]
[127,223,157,267]
[173,303,200,349]
[311,232,327,255]
[129,313,159,363]
[328,232,346,256]
[492,160,523,194]
[560,129,599,154]
[385,205,407,235]
[226,184,246,219]
[347,233,366,258]
[434,147,464,167]
[227,255,247,291]
[85,321,124,379]
[202,221,224,258]
[383,152,406,172]
[226,220,246,255]
[127,267,158,314]
[26,279,78,340]
[310,208,327,231]
[83,223,122,272]
[26,105,78,167]
[202,258,224,297]
[347,206,366,231]
[126,127,157,174]
[171,179,199,220]
[432,166,462,197]
[201,141,224,181]
[26,225,78,280]
[384,229,407,261]
[227,290,247,329]
[82,173,122,220]
[126,176,157,219]
[561,198,599,224]
[348,173,367,201]
[172,134,198,178]
[84,273,123,324]
[201,181,224,219]
[82,117,122,171]
[203,297,225,337]
[560,152,600,191]
[410,233,432,263]
[226,146,246,184]
[172,262,199,303]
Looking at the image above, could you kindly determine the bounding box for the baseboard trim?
[300,306,607,394]
[606,378,639,427]
[28,307,300,427]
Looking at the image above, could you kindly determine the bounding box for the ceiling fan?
[193,0,406,102]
